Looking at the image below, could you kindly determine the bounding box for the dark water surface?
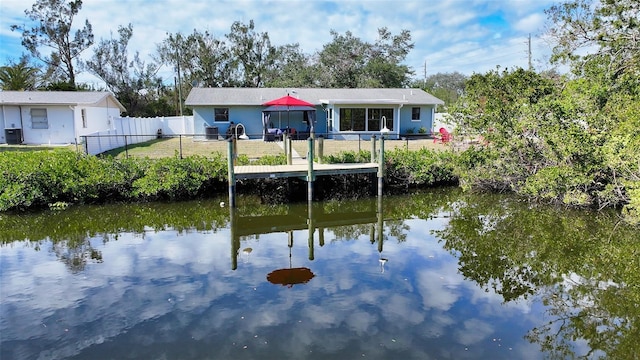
[1,188,638,359]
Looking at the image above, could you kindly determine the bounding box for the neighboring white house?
[0,91,125,145]
[185,88,444,140]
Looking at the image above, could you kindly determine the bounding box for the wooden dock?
[227,136,385,207]
[234,162,378,180]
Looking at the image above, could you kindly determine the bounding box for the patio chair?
[434,127,452,143]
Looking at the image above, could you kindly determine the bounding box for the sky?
[0,0,559,87]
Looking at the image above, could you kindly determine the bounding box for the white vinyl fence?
[83,115,194,155]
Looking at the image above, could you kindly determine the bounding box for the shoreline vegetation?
[1,143,638,226]
[0,145,456,210]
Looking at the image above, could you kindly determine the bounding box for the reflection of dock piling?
[229,194,385,270]
[227,137,385,208]
[377,194,384,253]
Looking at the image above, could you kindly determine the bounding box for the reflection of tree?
[527,276,640,359]
[51,239,103,273]
[435,192,640,359]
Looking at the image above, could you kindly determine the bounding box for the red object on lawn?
[434,127,452,143]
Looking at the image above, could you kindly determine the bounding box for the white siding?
[20,106,74,144]
[0,106,21,143]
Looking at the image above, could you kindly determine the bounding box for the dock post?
[307,137,315,203]
[318,136,324,164]
[282,132,288,161]
[232,137,238,165]
[371,135,377,163]
[377,136,384,197]
[227,139,236,208]
[287,135,293,165]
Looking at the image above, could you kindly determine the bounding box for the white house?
[0,91,125,145]
[185,88,444,140]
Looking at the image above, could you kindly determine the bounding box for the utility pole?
[423,60,427,88]
[528,33,532,70]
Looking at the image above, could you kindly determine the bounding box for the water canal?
[1,188,638,359]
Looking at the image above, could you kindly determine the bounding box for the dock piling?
[318,136,324,164]
[371,135,377,163]
[227,139,236,208]
[308,137,315,203]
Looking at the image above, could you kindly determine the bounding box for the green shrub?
[251,154,286,165]
[132,154,226,200]
[0,150,228,211]
[385,148,457,187]
[324,150,371,164]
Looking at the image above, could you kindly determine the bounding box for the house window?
[368,108,394,131]
[214,108,229,122]
[339,108,366,131]
[81,109,87,128]
[340,108,393,131]
[31,108,48,129]
[412,107,421,121]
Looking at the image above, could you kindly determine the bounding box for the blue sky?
[0,0,558,86]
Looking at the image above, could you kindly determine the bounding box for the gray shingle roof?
[0,91,126,111]
[185,88,444,106]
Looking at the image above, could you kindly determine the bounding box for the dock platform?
[227,135,385,207]
[234,162,378,180]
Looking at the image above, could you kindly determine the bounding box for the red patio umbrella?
[262,94,315,130]
[262,94,315,108]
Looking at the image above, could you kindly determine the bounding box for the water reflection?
[229,196,386,272]
[0,189,638,359]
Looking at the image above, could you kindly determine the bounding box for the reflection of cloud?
[1,216,551,360]
[383,294,425,325]
[455,318,495,345]
[417,264,462,311]
[345,310,377,335]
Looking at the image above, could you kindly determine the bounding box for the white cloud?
[514,13,546,33]
[0,0,557,76]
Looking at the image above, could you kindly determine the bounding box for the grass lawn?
[1,137,460,159]
[100,137,454,159]
[0,144,79,152]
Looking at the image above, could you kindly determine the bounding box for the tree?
[316,30,369,88]
[545,0,640,84]
[544,0,640,220]
[263,44,316,88]
[0,56,40,90]
[448,0,640,224]
[11,0,94,87]
[157,29,235,92]
[315,28,414,88]
[86,24,167,117]
[413,71,468,108]
[185,30,235,88]
[226,20,277,87]
[362,27,414,87]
